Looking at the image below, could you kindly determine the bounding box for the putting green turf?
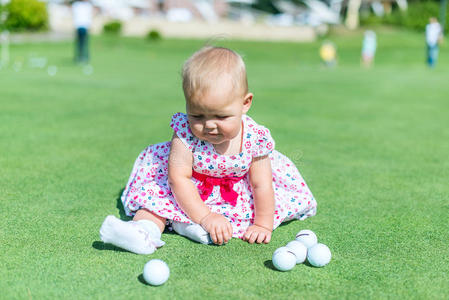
[1,28,448,299]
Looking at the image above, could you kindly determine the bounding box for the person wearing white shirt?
[425,17,443,68]
[72,0,93,63]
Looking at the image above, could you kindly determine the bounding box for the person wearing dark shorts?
[72,0,93,63]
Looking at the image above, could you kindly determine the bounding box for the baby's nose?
[204,119,217,129]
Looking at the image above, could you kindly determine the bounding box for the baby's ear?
[242,93,253,113]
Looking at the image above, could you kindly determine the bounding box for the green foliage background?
[103,20,123,35]
[361,0,449,31]
[2,0,48,32]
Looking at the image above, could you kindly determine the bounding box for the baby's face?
[186,83,251,146]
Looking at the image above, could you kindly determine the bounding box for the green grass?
[1,28,448,299]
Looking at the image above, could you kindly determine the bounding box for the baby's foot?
[99,215,164,255]
[172,221,212,244]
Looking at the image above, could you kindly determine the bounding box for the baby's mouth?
[205,132,219,136]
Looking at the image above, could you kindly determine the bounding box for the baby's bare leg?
[133,209,166,233]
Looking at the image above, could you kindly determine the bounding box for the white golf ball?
[295,229,318,248]
[47,65,58,76]
[143,259,170,286]
[272,247,296,271]
[83,64,94,75]
[286,240,307,264]
[307,243,331,267]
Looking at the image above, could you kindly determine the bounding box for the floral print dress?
[121,113,317,238]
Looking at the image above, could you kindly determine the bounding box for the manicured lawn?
[1,28,448,299]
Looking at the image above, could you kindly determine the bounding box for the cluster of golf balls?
[272,229,331,271]
[141,229,331,285]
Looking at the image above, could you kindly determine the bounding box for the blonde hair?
[182,47,248,101]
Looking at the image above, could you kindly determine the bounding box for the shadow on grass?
[264,259,318,271]
[91,241,128,252]
[303,260,315,268]
[264,260,278,271]
[116,188,132,221]
[278,219,296,227]
[137,274,152,286]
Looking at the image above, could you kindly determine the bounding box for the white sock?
[99,215,165,255]
[135,219,165,248]
[172,221,212,244]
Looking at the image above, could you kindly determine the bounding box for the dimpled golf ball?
[272,247,296,271]
[286,240,308,264]
[295,229,318,248]
[143,259,170,286]
[307,243,331,267]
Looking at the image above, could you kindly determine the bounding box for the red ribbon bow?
[192,170,245,207]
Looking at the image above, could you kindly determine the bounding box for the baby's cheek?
[219,124,236,138]
[190,125,202,136]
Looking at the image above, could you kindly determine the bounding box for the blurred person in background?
[72,0,93,63]
[361,30,377,68]
[425,17,443,68]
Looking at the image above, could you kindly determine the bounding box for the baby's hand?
[200,213,233,245]
[243,225,272,244]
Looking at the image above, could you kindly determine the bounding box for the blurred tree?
[345,0,362,29]
[4,0,48,31]
[251,0,281,14]
[441,0,448,32]
[360,0,449,32]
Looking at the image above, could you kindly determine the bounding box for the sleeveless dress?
[121,113,317,238]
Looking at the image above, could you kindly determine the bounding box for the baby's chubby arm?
[244,155,275,244]
[167,133,232,245]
